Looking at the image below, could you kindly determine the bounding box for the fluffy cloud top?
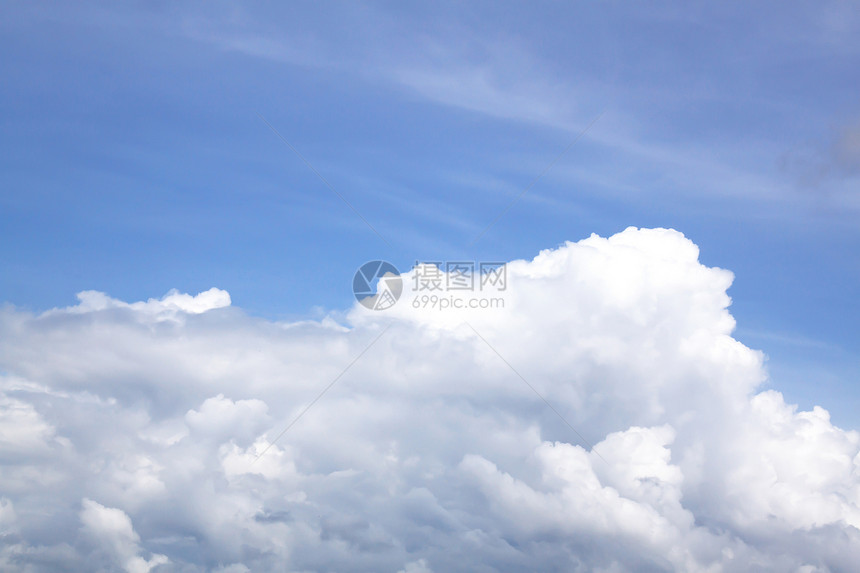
[79,499,168,573]
[0,227,858,572]
[64,287,231,317]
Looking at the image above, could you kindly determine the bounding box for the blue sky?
[2,1,859,425]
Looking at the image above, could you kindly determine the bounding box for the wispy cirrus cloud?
[170,1,845,216]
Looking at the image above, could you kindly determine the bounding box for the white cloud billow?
[0,227,858,571]
[63,287,231,316]
[79,499,168,573]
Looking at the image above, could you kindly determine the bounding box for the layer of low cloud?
[1,227,858,571]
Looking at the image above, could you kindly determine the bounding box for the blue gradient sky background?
[2,2,859,424]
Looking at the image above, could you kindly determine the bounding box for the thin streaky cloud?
[465,322,607,464]
[468,110,605,247]
[256,112,393,249]
[250,324,392,466]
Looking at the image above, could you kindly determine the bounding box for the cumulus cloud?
[79,499,168,573]
[0,227,858,571]
[63,287,231,317]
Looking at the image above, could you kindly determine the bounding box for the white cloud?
[79,499,168,573]
[398,558,433,573]
[62,287,231,317]
[186,393,269,443]
[0,228,858,571]
[0,498,17,534]
[0,395,56,455]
